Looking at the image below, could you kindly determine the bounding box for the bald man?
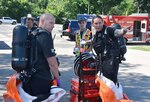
[23,13,59,99]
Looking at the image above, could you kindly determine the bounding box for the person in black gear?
[92,16,127,84]
[23,13,59,98]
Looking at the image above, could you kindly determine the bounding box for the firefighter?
[92,15,128,84]
[23,13,60,99]
[73,17,92,56]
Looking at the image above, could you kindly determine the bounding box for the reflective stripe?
[76,29,91,48]
[75,29,92,56]
[12,57,28,61]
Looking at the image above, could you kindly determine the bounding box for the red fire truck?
[101,13,150,43]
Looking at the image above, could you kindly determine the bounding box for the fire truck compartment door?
[141,20,147,33]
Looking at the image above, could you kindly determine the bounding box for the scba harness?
[9,25,65,102]
[93,27,120,58]
[92,27,120,83]
[93,26,127,63]
[12,25,50,82]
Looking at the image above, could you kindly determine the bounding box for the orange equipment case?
[70,77,100,102]
[70,67,101,102]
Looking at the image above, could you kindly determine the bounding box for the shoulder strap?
[104,27,108,35]
[104,27,108,51]
[31,28,49,37]
[38,29,49,35]
[29,28,49,75]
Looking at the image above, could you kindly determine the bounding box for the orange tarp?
[96,76,133,102]
[3,74,22,102]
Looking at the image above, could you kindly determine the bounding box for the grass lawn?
[128,46,150,52]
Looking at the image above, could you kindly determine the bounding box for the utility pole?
[137,6,140,13]
[135,2,140,13]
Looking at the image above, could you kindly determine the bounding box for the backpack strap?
[104,27,108,35]
[103,27,108,55]
[29,28,49,76]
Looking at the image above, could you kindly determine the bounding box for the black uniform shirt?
[33,31,56,81]
[93,25,119,57]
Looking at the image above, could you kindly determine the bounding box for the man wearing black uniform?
[23,13,59,99]
[92,16,127,84]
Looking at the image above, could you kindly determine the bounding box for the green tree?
[87,0,122,15]
[134,0,150,13]
[109,0,136,15]
[0,0,149,24]
[0,0,33,22]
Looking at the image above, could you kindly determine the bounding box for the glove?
[73,47,79,54]
[52,79,60,86]
[80,39,86,45]
[57,79,60,86]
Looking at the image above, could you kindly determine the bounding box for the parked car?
[0,17,17,25]
[20,17,27,26]
[62,19,92,40]
[61,19,70,36]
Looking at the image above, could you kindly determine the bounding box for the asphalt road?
[0,24,150,102]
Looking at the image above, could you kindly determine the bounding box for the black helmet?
[73,52,96,76]
[112,23,121,29]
